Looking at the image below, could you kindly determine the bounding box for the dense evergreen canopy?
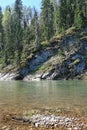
[0,0,87,66]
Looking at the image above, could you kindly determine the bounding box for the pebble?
[2,126,7,129]
[28,115,70,127]
[73,127,81,130]
[68,128,72,130]
[14,114,87,129]
[35,123,39,127]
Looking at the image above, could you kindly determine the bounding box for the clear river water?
[0,80,87,115]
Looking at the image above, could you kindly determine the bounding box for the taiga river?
[0,80,87,115]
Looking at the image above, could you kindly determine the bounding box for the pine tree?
[0,6,3,50]
[58,0,67,32]
[14,0,23,65]
[74,0,86,29]
[34,8,40,49]
[22,6,31,57]
[66,0,76,28]
[51,0,59,34]
[2,6,13,65]
[41,0,54,40]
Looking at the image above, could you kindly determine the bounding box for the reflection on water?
[0,80,87,114]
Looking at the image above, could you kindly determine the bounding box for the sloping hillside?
[1,27,87,80]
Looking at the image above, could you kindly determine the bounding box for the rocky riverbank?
[0,73,18,81]
[0,109,87,130]
[12,114,87,129]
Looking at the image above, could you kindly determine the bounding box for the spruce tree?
[14,0,23,66]
[74,0,86,29]
[41,0,54,40]
[2,6,13,65]
[0,6,3,50]
[51,0,59,34]
[66,0,76,28]
[34,8,40,49]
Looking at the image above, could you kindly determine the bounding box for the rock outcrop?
[1,27,87,81]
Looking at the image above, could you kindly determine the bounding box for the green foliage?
[33,8,40,49]
[58,49,64,56]
[2,6,14,65]
[14,0,23,65]
[0,0,87,69]
[74,0,86,29]
[41,40,49,47]
[74,10,85,29]
[41,0,54,40]
[0,6,3,45]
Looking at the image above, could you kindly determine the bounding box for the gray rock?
[29,50,53,71]
[24,74,41,81]
[35,123,39,127]
[0,73,19,81]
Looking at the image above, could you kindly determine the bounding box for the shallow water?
[0,80,87,115]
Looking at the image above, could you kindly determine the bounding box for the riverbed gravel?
[11,114,87,130]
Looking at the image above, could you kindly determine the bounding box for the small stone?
[54,124,58,127]
[6,128,12,130]
[65,118,71,122]
[35,123,39,127]
[68,128,72,130]
[29,128,33,130]
[73,127,79,130]
[2,126,7,129]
